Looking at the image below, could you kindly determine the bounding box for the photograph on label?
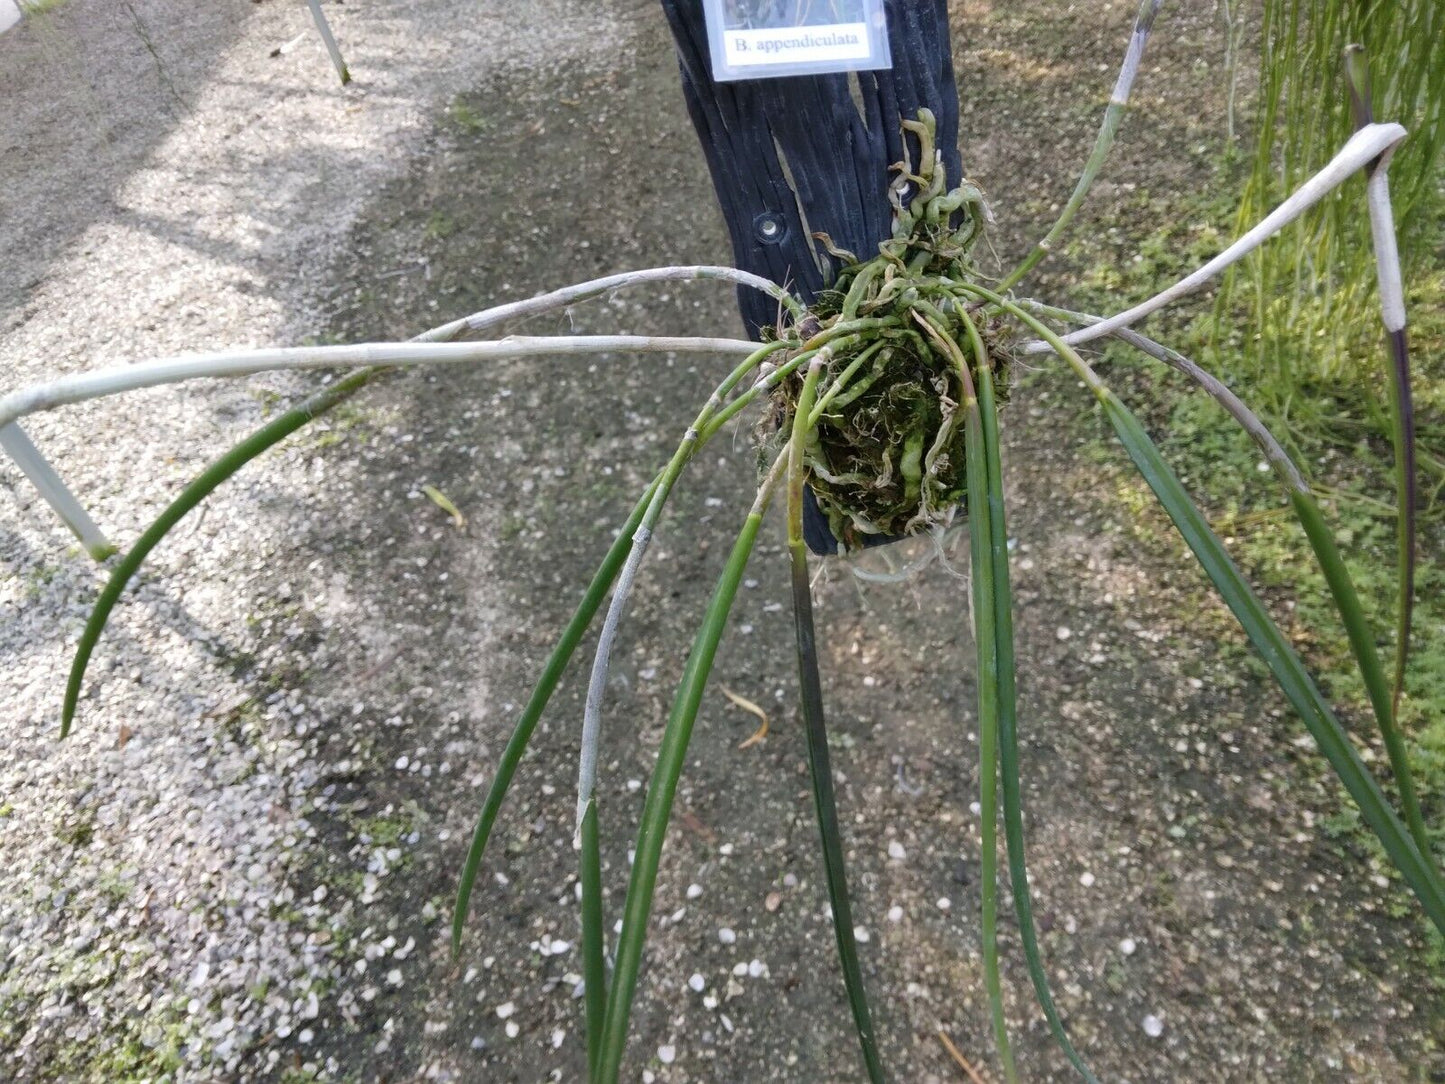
[722,0,867,30]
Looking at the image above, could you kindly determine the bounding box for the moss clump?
[761,110,1015,551]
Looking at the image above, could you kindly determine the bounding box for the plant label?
[703,0,892,82]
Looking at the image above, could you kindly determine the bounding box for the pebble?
[1142,1014,1164,1038]
[936,897,952,911]
[1079,872,1096,888]
[853,926,871,944]
[887,840,906,860]
[687,883,704,899]
[658,1044,677,1064]
[718,927,737,945]
[1119,937,1137,956]
[887,905,904,923]
[688,973,706,992]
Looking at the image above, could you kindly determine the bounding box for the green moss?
[447,99,489,133]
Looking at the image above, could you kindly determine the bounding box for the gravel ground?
[2,1,1441,1082]
[1,1,635,1079]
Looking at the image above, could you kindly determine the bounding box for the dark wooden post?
[658,0,963,551]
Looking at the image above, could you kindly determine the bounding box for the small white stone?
[887,905,904,923]
[1119,937,1137,956]
[688,973,706,993]
[719,843,734,856]
[1142,1014,1164,1038]
[505,1020,519,1039]
[1079,872,1096,888]
[936,897,952,911]
[853,926,870,943]
[386,968,403,986]
[496,1001,516,1019]
[887,841,906,860]
[551,1028,566,1049]
[686,883,703,899]
[717,927,736,945]
[312,885,327,903]
[747,959,766,978]
[1056,626,1072,640]
[658,1044,677,1064]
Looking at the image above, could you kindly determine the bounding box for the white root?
[1019,122,1408,353]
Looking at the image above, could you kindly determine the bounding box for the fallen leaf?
[422,484,466,527]
[721,685,769,748]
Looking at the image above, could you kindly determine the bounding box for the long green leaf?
[1342,45,1419,719]
[964,310,1100,1084]
[1290,489,1429,856]
[982,288,1445,935]
[451,479,658,956]
[959,358,1018,1084]
[997,0,1165,292]
[61,369,375,737]
[1100,390,1445,932]
[1020,302,1430,863]
[579,801,607,1079]
[787,361,887,1082]
[595,507,767,1083]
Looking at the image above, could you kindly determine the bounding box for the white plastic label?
[704,0,892,82]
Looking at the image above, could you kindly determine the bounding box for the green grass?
[1219,0,1445,409]
[18,0,70,15]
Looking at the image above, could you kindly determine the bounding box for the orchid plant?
[2,5,1434,1081]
